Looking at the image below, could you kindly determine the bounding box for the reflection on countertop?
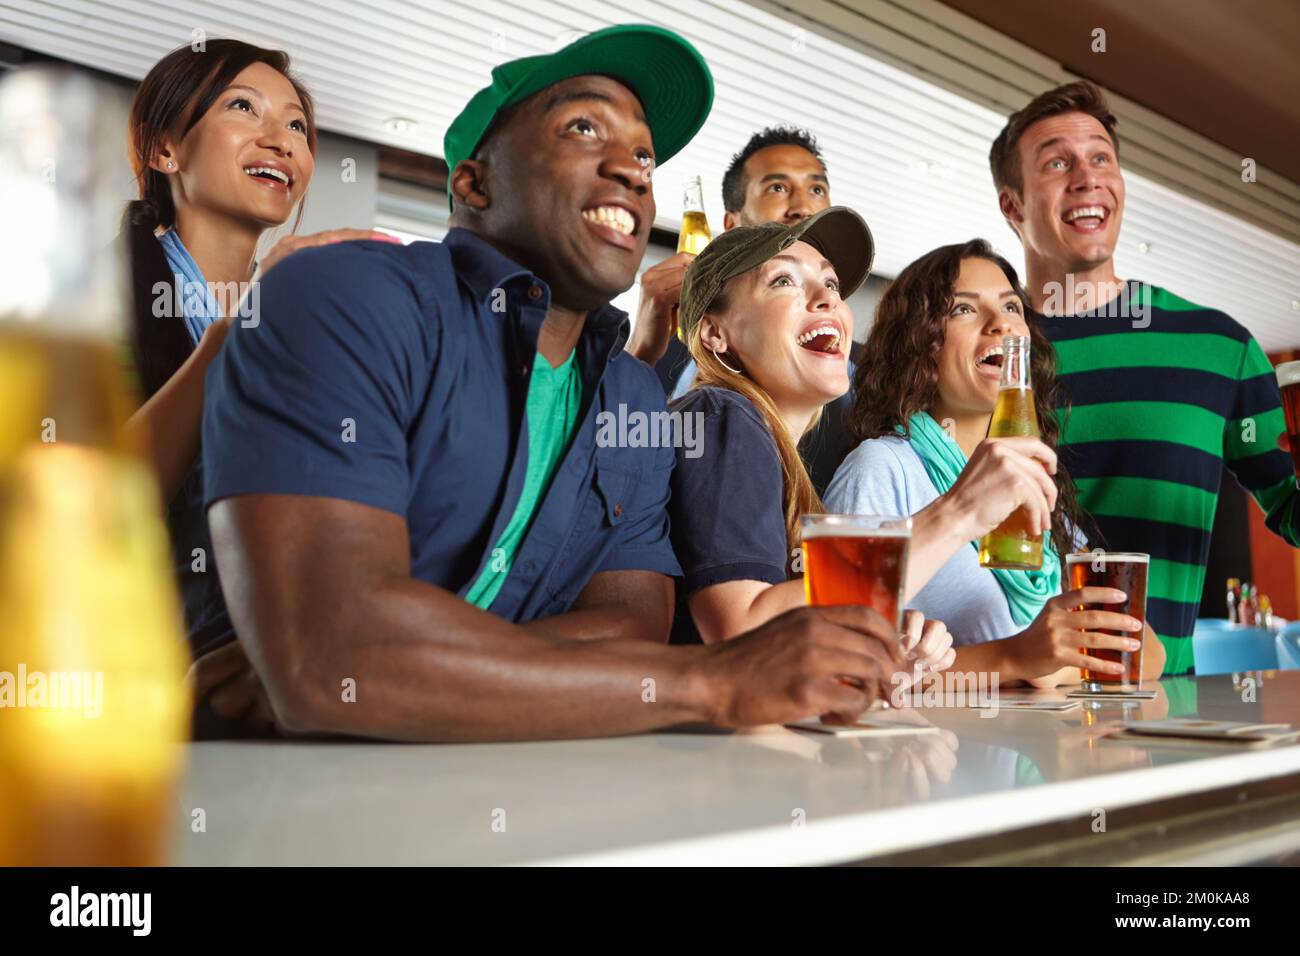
[174,672,1300,866]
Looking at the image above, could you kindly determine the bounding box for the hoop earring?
[712,346,742,375]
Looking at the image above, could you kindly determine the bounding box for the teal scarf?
[900,411,1059,625]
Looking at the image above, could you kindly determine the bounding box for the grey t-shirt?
[823,434,1025,647]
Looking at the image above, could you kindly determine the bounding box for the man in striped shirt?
[989,80,1299,675]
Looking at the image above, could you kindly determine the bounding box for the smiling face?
[1001,111,1124,276]
[934,257,1031,419]
[730,144,830,228]
[451,74,655,312]
[163,61,314,229]
[700,239,853,412]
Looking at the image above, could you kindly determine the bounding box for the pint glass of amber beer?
[800,515,911,631]
[1278,360,1300,483]
[1065,551,1149,691]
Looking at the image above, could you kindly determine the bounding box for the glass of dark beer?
[800,515,911,631]
[1278,360,1300,483]
[1065,551,1150,691]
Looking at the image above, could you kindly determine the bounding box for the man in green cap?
[197,25,903,741]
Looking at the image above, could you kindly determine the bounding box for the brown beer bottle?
[978,335,1045,569]
[0,68,190,864]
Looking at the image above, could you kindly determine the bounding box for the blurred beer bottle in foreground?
[978,335,1045,570]
[0,67,190,864]
[674,175,712,341]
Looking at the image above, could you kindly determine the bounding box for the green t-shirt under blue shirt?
[465,348,584,609]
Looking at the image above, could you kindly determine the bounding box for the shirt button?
[522,560,536,574]
[527,284,543,301]
[613,503,623,518]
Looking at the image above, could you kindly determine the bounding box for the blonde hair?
[686,286,824,562]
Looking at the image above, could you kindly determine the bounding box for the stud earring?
[166,161,175,169]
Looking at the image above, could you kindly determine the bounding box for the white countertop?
[174,672,1300,865]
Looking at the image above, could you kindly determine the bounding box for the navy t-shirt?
[202,228,680,624]
[668,387,791,644]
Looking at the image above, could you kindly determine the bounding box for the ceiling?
[3,0,1298,350]
[939,0,1300,186]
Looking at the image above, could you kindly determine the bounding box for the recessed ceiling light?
[381,117,417,134]
[906,159,955,181]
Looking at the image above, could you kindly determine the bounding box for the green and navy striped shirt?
[1036,281,1300,675]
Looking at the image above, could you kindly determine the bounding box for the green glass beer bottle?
[978,335,1044,570]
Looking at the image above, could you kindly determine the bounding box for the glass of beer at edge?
[1277,360,1300,484]
[801,514,912,632]
[1065,551,1150,691]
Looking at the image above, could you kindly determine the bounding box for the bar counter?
[174,672,1300,865]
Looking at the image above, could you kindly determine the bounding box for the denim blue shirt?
[203,228,680,623]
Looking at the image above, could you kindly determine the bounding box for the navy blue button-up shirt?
[203,227,680,624]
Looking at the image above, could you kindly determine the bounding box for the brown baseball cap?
[678,205,875,341]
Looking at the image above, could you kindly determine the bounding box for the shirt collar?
[442,227,630,353]
[442,227,533,307]
[1032,278,1143,320]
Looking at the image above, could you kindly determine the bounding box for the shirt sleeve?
[668,393,789,596]
[203,241,434,516]
[1223,335,1300,546]
[823,438,913,518]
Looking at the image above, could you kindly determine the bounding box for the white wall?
[290,131,377,238]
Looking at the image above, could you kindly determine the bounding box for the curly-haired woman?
[826,240,1163,686]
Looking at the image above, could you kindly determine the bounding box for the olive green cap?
[678,206,875,340]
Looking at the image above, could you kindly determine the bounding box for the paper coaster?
[785,716,939,737]
[979,698,1081,711]
[1067,687,1156,700]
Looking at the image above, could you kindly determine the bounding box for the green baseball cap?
[678,206,875,341]
[443,24,714,207]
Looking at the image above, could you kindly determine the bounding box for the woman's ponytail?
[127,196,162,231]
